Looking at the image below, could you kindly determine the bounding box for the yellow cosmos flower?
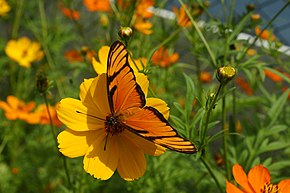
[5,37,44,68]
[226,164,290,193]
[57,73,169,181]
[0,0,10,16]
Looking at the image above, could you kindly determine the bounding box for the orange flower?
[255,26,276,41]
[264,69,283,82]
[136,0,154,19]
[235,77,253,96]
[133,17,153,35]
[58,3,80,20]
[64,49,83,63]
[0,96,36,121]
[33,104,62,127]
[173,5,191,27]
[226,164,290,193]
[83,0,110,12]
[199,71,212,83]
[151,47,179,68]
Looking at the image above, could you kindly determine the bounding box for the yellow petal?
[146,98,170,120]
[135,72,149,96]
[123,130,166,156]
[57,98,104,131]
[80,78,94,102]
[116,133,146,181]
[92,46,109,75]
[92,57,106,75]
[83,132,119,180]
[57,129,98,158]
[88,74,111,117]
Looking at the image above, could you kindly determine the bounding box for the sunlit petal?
[83,132,119,180]
[226,180,245,193]
[278,179,290,193]
[57,98,104,131]
[232,164,254,193]
[135,73,149,96]
[248,164,270,193]
[146,98,169,120]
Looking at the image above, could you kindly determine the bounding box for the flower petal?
[122,129,166,156]
[57,98,104,131]
[83,132,119,180]
[226,180,245,193]
[248,164,270,193]
[57,129,98,158]
[278,179,290,193]
[92,57,106,75]
[79,78,94,102]
[92,46,109,75]
[146,98,169,120]
[135,72,149,96]
[117,133,146,181]
[232,164,253,193]
[88,74,111,117]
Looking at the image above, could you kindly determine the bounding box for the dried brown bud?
[246,3,255,11]
[36,72,49,94]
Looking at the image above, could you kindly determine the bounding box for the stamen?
[76,110,105,121]
[262,182,280,193]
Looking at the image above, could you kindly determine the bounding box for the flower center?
[262,183,280,193]
[105,115,124,135]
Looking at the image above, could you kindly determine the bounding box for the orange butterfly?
[105,40,197,153]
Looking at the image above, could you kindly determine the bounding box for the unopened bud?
[118,27,133,41]
[36,72,49,94]
[246,4,255,12]
[216,66,236,84]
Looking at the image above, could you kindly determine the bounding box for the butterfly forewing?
[123,106,197,154]
[107,41,146,113]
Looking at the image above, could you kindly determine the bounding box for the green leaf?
[266,89,290,126]
[257,142,290,154]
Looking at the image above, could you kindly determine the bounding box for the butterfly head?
[105,114,124,135]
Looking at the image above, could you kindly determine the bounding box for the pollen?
[262,183,280,193]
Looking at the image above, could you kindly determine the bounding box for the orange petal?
[278,179,290,193]
[226,180,245,193]
[232,164,253,193]
[83,132,119,180]
[248,164,270,193]
[116,133,146,181]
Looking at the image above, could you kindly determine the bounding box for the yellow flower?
[226,164,290,193]
[0,0,10,16]
[57,73,169,181]
[5,37,44,68]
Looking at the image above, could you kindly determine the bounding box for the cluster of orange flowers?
[151,47,179,68]
[0,96,61,126]
[64,47,96,64]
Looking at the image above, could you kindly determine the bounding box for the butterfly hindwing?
[123,106,197,154]
[107,41,146,114]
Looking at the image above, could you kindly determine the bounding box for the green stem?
[201,157,224,193]
[11,0,24,38]
[240,1,290,62]
[221,89,230,180]
[200,83,224,146]
[42,94,74,193]
[38,0,64,98]
[178,0,217,67]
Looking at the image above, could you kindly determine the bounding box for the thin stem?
[240,1,290,62]
[38,0,65,98]
[11,0,24,38]
[200,83,224,146]
[42,94,74,193]
[221,89,230,180]
[200,157,224,193]
[178,0,217,67]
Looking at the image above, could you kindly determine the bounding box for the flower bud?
[36,72,49,95]
[216,66,236,84]
[118,27,133,41]
[246,3,255,11]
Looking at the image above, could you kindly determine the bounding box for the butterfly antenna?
[104,132,109,151]
[76,110,105,121]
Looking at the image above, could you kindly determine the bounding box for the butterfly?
[104,40,197,154]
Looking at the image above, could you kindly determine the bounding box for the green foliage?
[0,0,289,192]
